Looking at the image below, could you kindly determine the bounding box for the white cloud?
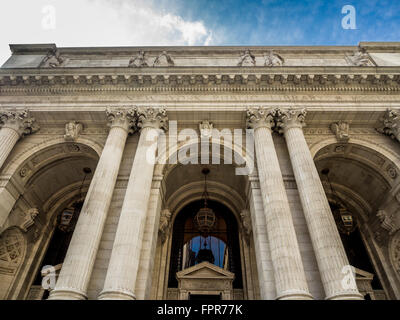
[0,0,214,65]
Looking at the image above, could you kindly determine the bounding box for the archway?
[0,141,99,299]
[314,142,400,299]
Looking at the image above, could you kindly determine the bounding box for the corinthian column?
[49,108,135,300]
[0,110,39,170]
[278,108,362,300]
[99,107,168,300]
[247,107,312,300]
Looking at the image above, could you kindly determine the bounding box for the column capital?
[277,107,307,131]
[0,110,39,137]
[246,107,275,130]
[136,106,168,131]
[106,107,137,133]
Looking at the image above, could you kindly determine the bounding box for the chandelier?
[321,168,356,235]
[194,168,217,234]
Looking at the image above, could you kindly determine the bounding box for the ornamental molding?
[0,69,399,93]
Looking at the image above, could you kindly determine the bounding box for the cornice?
[0,67,399,94]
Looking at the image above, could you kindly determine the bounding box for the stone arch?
[1,136,103,177]
[310,136,400,172]
[154,137,254,179]
[313,139,400,299]
[152,137,256,300]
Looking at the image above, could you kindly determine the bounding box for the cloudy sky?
[1,0,399,65]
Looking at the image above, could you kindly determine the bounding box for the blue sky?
[1,0,399,65]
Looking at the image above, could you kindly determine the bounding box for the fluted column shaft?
[99,107,167,300]
[247,107,312,300]
[0,110,39,170]
[49,108,134,300]
[0,127,20,170]
[279,108,362,300]
[0,110,39,228]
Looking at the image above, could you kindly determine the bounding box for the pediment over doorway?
[176,261,235,280]
[176,262,235,300]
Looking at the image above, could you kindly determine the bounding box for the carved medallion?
[0,228,25,275]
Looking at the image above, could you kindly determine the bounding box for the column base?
[48,288,87,300]
[98,289,136,300]
[276,290,314,300]
[326,292,364,300]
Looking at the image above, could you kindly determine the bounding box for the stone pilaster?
[99,106,168,300]
[0,110,39,170]
[278,107,363,300]
[247,107,312,300]
[48,108,135,300]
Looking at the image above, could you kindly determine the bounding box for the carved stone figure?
[264,50,284,66]
[237,49,256,67]
[153,51,174,67]
[20,208,39,232]
[347,50,372,67]
[240,209,252,243]
[376,109,400,143]
[159,209,172,243]
[199,120,213,138]
[64,121,83,141]
[42,49,64,68]
[330,121,350,143]
[128,51,148,67]
[377,209,398,235]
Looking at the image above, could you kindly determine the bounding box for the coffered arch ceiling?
[314,143,397,219]
[15,142,99,218]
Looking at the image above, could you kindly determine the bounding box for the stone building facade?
[0,43,400,300]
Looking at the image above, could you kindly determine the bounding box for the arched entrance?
[0,141,99,299]
[314,142,400,299]
[151,159,259,300]
[168,199,243,298]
